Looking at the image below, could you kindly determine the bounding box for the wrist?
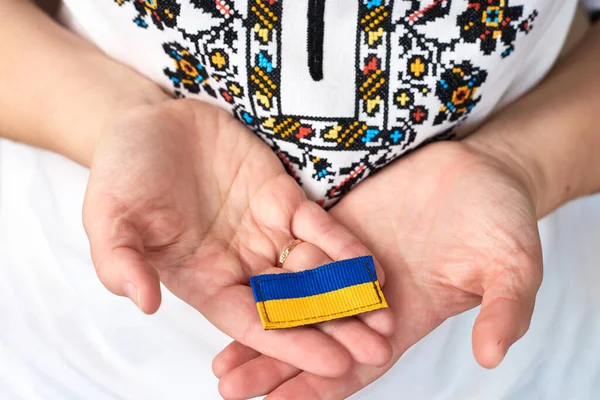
[52,52,172,167]
[0,0,171,168]
[463,130,545,216]
[462,97,594,219]
[465,22,600,218]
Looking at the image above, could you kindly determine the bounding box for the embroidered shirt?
[60,0,588,206]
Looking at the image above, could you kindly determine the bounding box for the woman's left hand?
[213,138,544,400]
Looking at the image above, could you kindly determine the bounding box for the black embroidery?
[190,0,229,17]
[311,156,333,182]
[458,0,537,58]
[113,0,181,30]
[407,0,452,25]
[110,0,538,206]
[433,61,488,125]
[327,161,369,201]
[163,42,214,96]
[307,0,327,81]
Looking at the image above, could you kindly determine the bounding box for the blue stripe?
[250,256,378,302]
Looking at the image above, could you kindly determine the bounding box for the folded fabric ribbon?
[250,256,388,329]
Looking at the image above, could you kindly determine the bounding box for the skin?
[2,1,600,399]
[215,17,600,400]
[83,99,396,375]
[213,139,543,399]
[1,0,398,378]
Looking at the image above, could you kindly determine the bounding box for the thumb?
[85,215,162,314]
[472,264,542,369]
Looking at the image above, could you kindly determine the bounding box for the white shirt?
[60,0,580,206]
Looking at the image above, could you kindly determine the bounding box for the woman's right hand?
[82,99,395,379]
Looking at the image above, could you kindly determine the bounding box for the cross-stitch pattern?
[458,0,538,58]
[109,0,538,206]
[163,42,215,96]
[113,0,181,29]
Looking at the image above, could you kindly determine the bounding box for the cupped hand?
[82,99,394,378]
[214,139,544,399]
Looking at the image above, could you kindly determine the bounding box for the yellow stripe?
[255,0,278,21]
[250,74,274,97]
[254,67,277,90]
[256,281,387,329]
[363,77,386,100]
[251,6,273,29]
[360,70,382,92]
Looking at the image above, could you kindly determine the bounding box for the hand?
[82,99,395,378]
[214,139,543,399]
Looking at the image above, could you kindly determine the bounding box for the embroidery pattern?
[307,0,327,81]
[433,61,488,125]
[114,0,181,29]
[457,0,538,57]
[109,0,538,206]
[163,42,214,95]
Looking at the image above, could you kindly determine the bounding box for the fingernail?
[124,282,140,309]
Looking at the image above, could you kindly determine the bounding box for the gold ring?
[277,239,303,268]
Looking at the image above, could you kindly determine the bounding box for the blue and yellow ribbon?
[250,256,388,329]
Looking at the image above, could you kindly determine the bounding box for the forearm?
[0,0,169,166]
[466,21,600,218]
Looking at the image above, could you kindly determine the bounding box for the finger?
[279,241,331,272]
[85,217,161,314]
[265,363,392,400]
[291,201,387,284]
[317,317,392,367]
[472,268,542,369]
[219,355,300,400]
[291,201,396,336]
[281,241,392,367]
[213,341,260,379]
[355,308,395,337]
[472,296,536,369]
[198,283,353,378]
[220,332,406,400]
[219,276,429,400]
[265,371,351,400]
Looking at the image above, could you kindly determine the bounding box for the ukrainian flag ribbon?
[250,256,388,329]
